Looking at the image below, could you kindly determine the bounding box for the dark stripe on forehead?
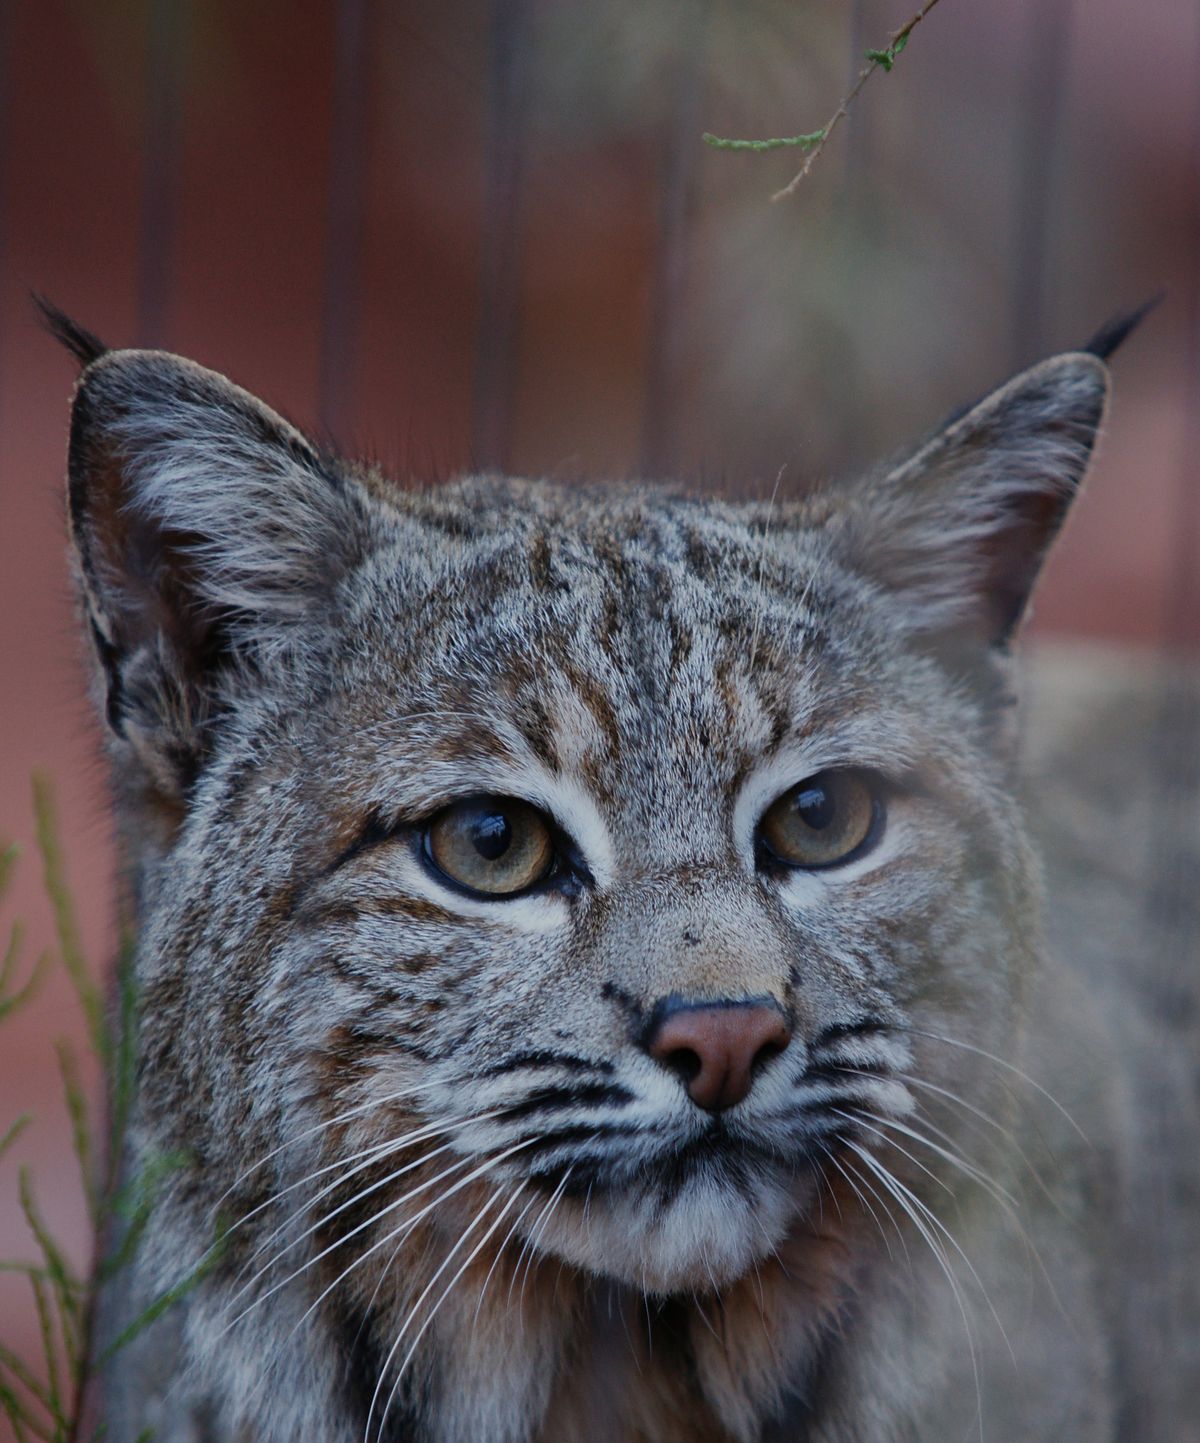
[528,530,566,593]
[666,609,693,678]
[508,672,561,772]
[560,656,622,762]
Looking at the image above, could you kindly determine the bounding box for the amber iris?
[759,770,878,869]
[426,797,555,895]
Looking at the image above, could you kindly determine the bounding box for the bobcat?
[46,301,1193,1442]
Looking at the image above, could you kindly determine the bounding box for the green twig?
[57,1041,97,1227]
[101,1150,189,1281]
[0,1113,33,1161]
[3,780,161,1440]
[703,0,945,201]
[0,1373,45,1443]
[0,842,18,899]
[19,1169,82,1385]
[1,923,49,1022]
[32,774,107,1061]
[100,1216,228,1362]
[0,1340,56,1416]
[28,1273,64,1429]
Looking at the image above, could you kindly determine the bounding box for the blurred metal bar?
[640,2,710,480]
[319,0,372,442]
[1009,0,1072,367]
[137,0,186,348]
[1123,33,1200,1441]
[1163,12,1200,663]
[472,0,531,473]
[840,0,871,193]
[0,0,7,412]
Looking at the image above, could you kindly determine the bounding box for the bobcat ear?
[843,352,1109,648]
[65,348,366,799]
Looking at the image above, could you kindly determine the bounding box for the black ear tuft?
[33,294,108,367]
[1081,293,1162,362]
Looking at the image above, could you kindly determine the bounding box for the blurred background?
[0,0,1197,1426]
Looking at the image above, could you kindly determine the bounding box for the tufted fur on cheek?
[835,353,1109,652]
[58,317,371,830]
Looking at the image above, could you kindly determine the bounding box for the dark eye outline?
[418,794,591,901]
[755,769,887,874]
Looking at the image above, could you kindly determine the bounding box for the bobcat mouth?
[521,1114,836,1203]
[514,1123,822,1294]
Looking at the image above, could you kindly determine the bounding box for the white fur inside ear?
[844,352,1109,640]
[75,349,368,660]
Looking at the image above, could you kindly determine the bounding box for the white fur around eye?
[388,842,572,933]
[478,766,615,891]
[733,746,908,894]
[771,815,909,909]
[732,744,856,869]
[371,751,616,893]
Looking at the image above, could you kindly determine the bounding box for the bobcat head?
[52,302,1124,1442]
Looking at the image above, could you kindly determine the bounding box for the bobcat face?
[266,482,1025,1293]
[52,304,1109,1437]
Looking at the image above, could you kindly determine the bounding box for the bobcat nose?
[644,999,792,1112]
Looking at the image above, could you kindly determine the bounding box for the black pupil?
[794,780,835,830]
[470,810,513,861]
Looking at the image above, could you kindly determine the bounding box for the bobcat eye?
[424,796,555,897]
[758,770,881,870]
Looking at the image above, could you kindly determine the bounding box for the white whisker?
[819,1144,896,1263]
[472,1190,541,1328]
[511,1169,574,1311]
[911,1029,1089,1145]
[234,1109,507,1284]
[223,1145,476,1321]
[847,1141,984,1443]
[369,1185,528,1443]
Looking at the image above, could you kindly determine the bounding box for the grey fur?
[58,340,1182,1442]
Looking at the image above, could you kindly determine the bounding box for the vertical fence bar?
[472,0,530,473]
[0,0,7,417]
[1008,0,1072,367]
[137,0,185,347]
[640,2,709,480]
[1123,25,1200,1441]
[319,0,371,442]
[840,0,870,194]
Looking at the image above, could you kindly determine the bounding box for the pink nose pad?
[646,1001,792,1112]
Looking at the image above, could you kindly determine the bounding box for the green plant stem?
[702,0,946,200]
[702,129,826,152]
[32,774,107,1061]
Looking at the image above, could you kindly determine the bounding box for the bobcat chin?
[46,301,1181,1442]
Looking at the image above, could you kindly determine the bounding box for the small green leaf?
[0,1113,33,1162]
[0,1372,44,1442]
[101,1215,230,1363]
[702,129,827,153]
[866,32,909,71]
[33,774,108,1061]
[0,1340,55,1415]
[57,1040,97,1226]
